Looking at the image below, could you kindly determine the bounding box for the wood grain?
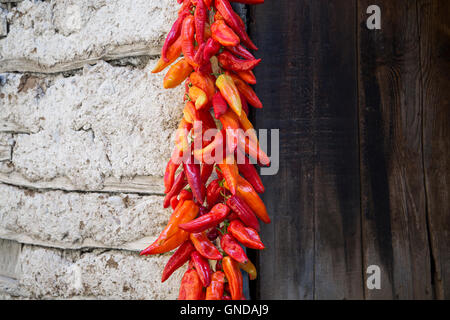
[417,0,450,299]
[249,0,363,299]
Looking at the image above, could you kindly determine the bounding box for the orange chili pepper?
[216,74,242,117]
[219,109,241,152]
[152,36,183,73]
[236,70,256,85]
[227,72,263,108]
[235,176,271,224]
[175,117,192,154]
[211,20,240,47]
[222,256,243,300]
[140,200,199,255]
[178,269,203,300]
[237,110,259,144]
[183,101,199,124]
[181,15,198,68]
[205,271,225,300]
[189,71,216,102]
[218,152,239,195]
[189,86,208,110]
[163,59,194,89]
[239,259,257,280]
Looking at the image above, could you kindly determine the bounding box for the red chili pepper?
[226,195,260,231]
[236,157,265,194]
[235,176,270,223]
[203,38,222,61]
[179,203,230,233]
[164,159,180,194]
[162,5,190,62]
[200,163,214,184]
[191,251,212,287]
[170,196,179,210]
[218,51,261,72]
[152,36,183,73]
[225,45,255,61]
[178,269,203,300]
[181,15,198,68]
[220,233,248,263]
[228,220,265,249]
[206,179,223,208]
[207,227,220,241]
[215,0,257,50]
[211,20,240,47]
[190,72,216,102]
[161,241,195,282]
[163,170,187,208]
[183,155,205,204]
[239,91,249,115]
[205,271,225,300]
[190,232,223,260]
[219,109,241,152]
[212,91,229,119]
[193,0,207,46]
[222,256,243,300]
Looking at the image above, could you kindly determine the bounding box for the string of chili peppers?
[141,0,268,300]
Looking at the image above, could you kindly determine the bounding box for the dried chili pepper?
[226,194,260,231]
[190,72,216,102]
[191,251,212,287]
[181,15,198,68]
[206,179,223,208]
[152,36,183,73]
[141,200,199,255]
[238,259,257,280]
[227,72,263,108]
[215,0,257,50]
[193,129,224,164]
[218,152,239,195]
[203,38,222,61]
[218,51,261,72]
[235,176,270,223]
[205,271,225,300]
[162,1,191,62]
[190,232,223,260]
[211,20,240,47]
[193,0,207,46]
[164,159,180,194]
[216,74,242,117]
[212,91,229,119]
[228,219,265,249]
[236,70,256,85]
[163,59,194,89]
[163,170,187,208]
[239,91,250,115]
[220,233,248,264]
[237,129,270,166]
[188,86,208,109]
[200,163,214,183]
[236,155,265,193]
[178,269,203,300]
[225,44,255,61]
[183,155,205,204]
[179,203,230,233]
[161,240,195,282]
[222,256,243,300]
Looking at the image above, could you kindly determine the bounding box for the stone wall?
[0,0,185,299]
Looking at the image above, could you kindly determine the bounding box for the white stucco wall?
[0,0,185,299]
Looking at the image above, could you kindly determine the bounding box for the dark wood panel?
[358,0,433,299]
[417,0,450,300]
[248,0,363,299]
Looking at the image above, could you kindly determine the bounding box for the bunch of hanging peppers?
[141,0,268,300]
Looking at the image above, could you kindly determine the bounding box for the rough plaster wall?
[0,0,184,299]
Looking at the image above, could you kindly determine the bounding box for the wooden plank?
[417,0,450,300]
[358,0,433,299]
[249,0,363,299]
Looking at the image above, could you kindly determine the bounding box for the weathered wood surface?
[249,0,363,300]
[249,0,449,299]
